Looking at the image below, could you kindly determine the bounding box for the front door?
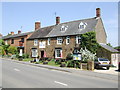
[41,51,44,58]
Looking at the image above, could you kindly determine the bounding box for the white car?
[94,58,111,70]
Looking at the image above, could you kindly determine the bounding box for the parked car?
[94,58,111,70]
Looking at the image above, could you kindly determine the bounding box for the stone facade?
[26,36,80,59]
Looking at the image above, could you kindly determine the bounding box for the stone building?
[27,8,108,59]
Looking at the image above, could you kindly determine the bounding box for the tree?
[7,46,18,55]
[80,47,96,62]
[107,43,112,47]
[114,46,120,49]
[80,31,100,54]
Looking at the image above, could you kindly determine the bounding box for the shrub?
[66,60,74,67]
[66,53,73,60]
[22,54,29,58]
[7,46,18,55]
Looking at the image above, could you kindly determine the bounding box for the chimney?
[96,8,101,17]
[18,30,21,34]
[35,22,41,30]
[56,16,60,25]
[11,31,14,35]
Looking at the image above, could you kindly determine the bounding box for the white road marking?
[54,81,68,86]
[14,68,20,72]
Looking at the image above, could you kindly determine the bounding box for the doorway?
[41,51,44,58]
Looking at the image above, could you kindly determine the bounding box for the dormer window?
[60,25,68,32]
[79,22,87,30]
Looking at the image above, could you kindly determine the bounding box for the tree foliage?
[107,43,112,47]
[7,46,18,55]
[80,31,100,54]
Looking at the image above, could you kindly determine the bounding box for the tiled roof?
[28,25,55,39]
[100,43,119,53]
[2,31,33,39]
[28,17,98,39]
[47,17,98,37]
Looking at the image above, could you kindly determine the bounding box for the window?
[57,37,63,45]
[34,39,38,46]
[5,40,8,45]
[39,41,46,48]
[60,25,68,32]
[55,49,62,58]
[11,39,14,44]
[66,36,70,44]
[32,49,38,57]
[79,22,87,30]
[48,38,50,45]
[21,38,24,43]
[76,36,81,44]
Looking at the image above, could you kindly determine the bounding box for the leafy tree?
[7,46,18,55]
[80,31,100,54]
[114,46,120,49]
[107,43,112,47]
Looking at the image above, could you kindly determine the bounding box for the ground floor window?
[32,49,38,58]
[55,49,62,58]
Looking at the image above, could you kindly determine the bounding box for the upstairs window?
[57,37,63,45]
[11,39,14,44]
[79,22,87,30]
[76,36,81,44]
[5,40,8,45]
[34,39,38,46]
[60,25,68,32]
[66,36,70,45]
[48,38,50,45]
[21,38,24,43]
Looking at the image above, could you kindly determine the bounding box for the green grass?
[48,60,60,67]
[23,58,33,62]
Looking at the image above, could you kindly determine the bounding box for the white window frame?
[55,49,62,58]
[48,38,50,45]
[57,37,63,45]
[76,36,81,44]
[32,49,38,58]
[66,36,70,45]
[34,39,38,46]
[5,40,8,45]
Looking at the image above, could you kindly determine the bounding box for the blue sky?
[1,2,118,47]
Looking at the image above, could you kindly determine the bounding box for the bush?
[7,46,18,55]
[67,60,74,67]
[22,54,29,58]
[66,53,73,60]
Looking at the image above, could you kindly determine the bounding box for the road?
[1,58,118,88]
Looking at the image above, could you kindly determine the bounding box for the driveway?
[94,67,119,75]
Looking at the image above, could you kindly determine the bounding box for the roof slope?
[100,43,119,53]
[47,17,98,37]
[28,25,55,39]
[2,31,33,39]
[28,17,98,39]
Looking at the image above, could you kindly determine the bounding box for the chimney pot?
[35,22,41,30]
[96,8,101,17]
[18,30,21,34]
[56,16,60,25]
[11,32,14,35]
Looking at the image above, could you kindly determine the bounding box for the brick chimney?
[35,22,41,30]
[18,30,21,34]
[96,8,101,17]
[56,16,60,25]
[11,31,14,35]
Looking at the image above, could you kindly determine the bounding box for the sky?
[0,2,119,47]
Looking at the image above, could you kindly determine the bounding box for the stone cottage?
[26,8,118,66]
